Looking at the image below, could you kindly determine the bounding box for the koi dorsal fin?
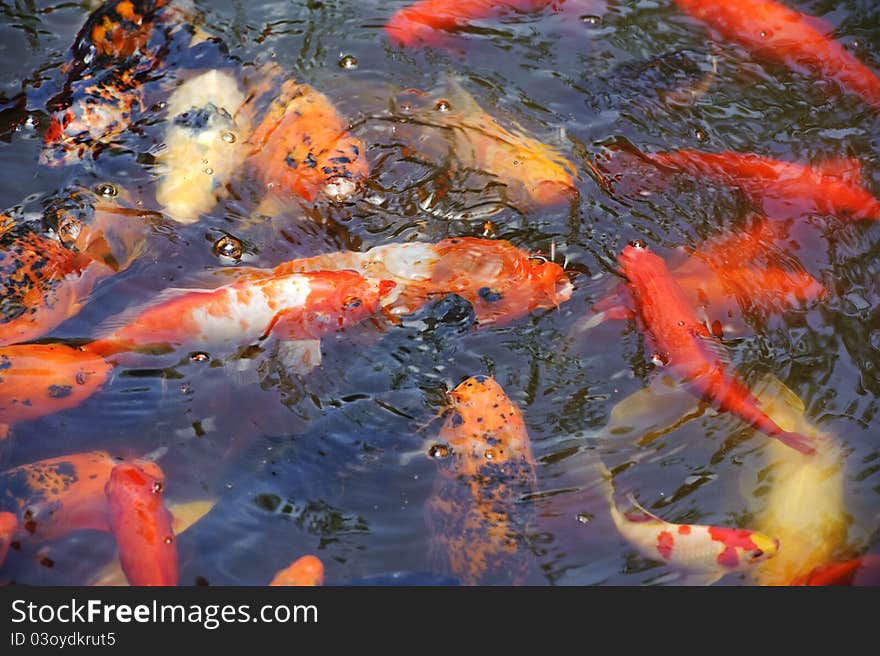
[813,157,864,182]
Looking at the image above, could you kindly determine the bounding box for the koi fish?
[0,511,16,567]
[385,1,557,49]
[269,554,324,586]
[425,375,537,585]
[672,0,880,111]
[646,150,880,221]
[0,185,151,346]
[105,461,177,586]
[789,554,880,586]
[155,69,252,224]
[234,237,573,327]
[41,0,194,165]
[391,80,578,207]
[615,242,817,455]
[597,462,779,585]
[0,344,112,435]
[247,77,368,204]
[86,270,396,358]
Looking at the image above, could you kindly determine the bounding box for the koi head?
[269,554,325,587]
[709,526,780,571]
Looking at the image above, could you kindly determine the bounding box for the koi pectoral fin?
[275,339,322,376]
[775,431,817,456]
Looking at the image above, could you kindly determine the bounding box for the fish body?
[87,270,396,358]
[385,0,556,48]
[617,243,816,455]
[0,510,17,567]
[269,554,324,586]
[105,461,177,586]
[598,464,779,584]
[790,554,880,586]
[672,0,880,111]
[243,237,572,327]
[0,344,112,429]
[247,78,368,203]
[426,375,537,585]
[649,150,880,221]
[155,69,251,223]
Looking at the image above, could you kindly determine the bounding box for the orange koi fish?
[616,242,816,455]
[385,1,557,49]
[238,237,572,327]
[426,375,537,585]
[672,0,880,111]
[790,554,880,586]
[86,270,396,358]
[0,511,16,567]
[392,81,578,207]
[42,0,192,165]
[247,77,369,204]
[105,461,177,586]
[646,150,880,221]
[597,463,779,585]
[0,344,112,435]
[269,555,324,586]
[0,186,150,346]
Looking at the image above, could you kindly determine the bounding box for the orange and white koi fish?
[615,242,816,455]
[155,69,252,223]
[672,0,880,111]
[0,511,16,567]
[597,462,779,585]
[269,554,324,586]
[646,150,880,221]
[790,554,880,586]
[86,270,396,358]
[391,80,578,207]
[105,461,177,586]
[233,237,572,327]
[0,344,112,437]
[385,0,558,49]
[247,77,368,204]
[426,375,537,585]
[0,185,151,346]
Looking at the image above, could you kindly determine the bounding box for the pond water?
[0,0,878,586]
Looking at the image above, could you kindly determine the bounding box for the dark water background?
[0,0,878,585]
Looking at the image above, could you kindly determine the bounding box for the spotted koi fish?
[790,554,880,586]
[426,375,537,585]
[247,76,368,204]
[616,242,817,455]
[86,270,397,358]
[231,237,572,327]
[269,554,324,586]
[0,185,151,346]
[105,461,177,586]
[0,344,112,438]
[391,80,578,207]
[42,0,194,165]
[155,69,252,224]
[385,0,558,49]
[597,463,779,584]
[672,0,880,111]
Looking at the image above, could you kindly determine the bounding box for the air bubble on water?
[435,99,451,112]
[222,131,237,143]
[204,167,214,175]
[485,449,496,460]
[576,512,594,524]
[339,54,358,69]
[580,15,601,26]
[695,129,707,142]
[190,351,210,362]
[428,443,451,459]
[629,239,647,249]
[213,235,243,260]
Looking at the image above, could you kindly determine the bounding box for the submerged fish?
[615,242,816,455]
[155,69,252,223]
[233,237,573,327]
[86,270,396,358]
[789,554,880,586]
[426,375,537,585]
[105,461,177,586]
[247,77,368,204]
[672,0,880,111]
[269,554,324,586]
[597,462,779,585]
[0,511,14,567]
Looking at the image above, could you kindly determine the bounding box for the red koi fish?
[0,344,112,435]
[105,461,177,586]
[247,77,369,204]
[646,150,880,221]
[269,555,324,586]
[672,0,880,111]
[0,511,16,567]
[86,270,396,358]
[235,237,573,327]
[426,375,537,585]
[597,463,779,585]
[616,242,817,455]
[0,186,150,346]
[789,554,880,586]
[385,1,557,48]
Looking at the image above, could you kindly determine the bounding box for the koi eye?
[343,297,363,310]
[528,255,548,265]
[629,239,648,250]
[213,234,243,260]
[95,182,118,197]
[751,550,764,561]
